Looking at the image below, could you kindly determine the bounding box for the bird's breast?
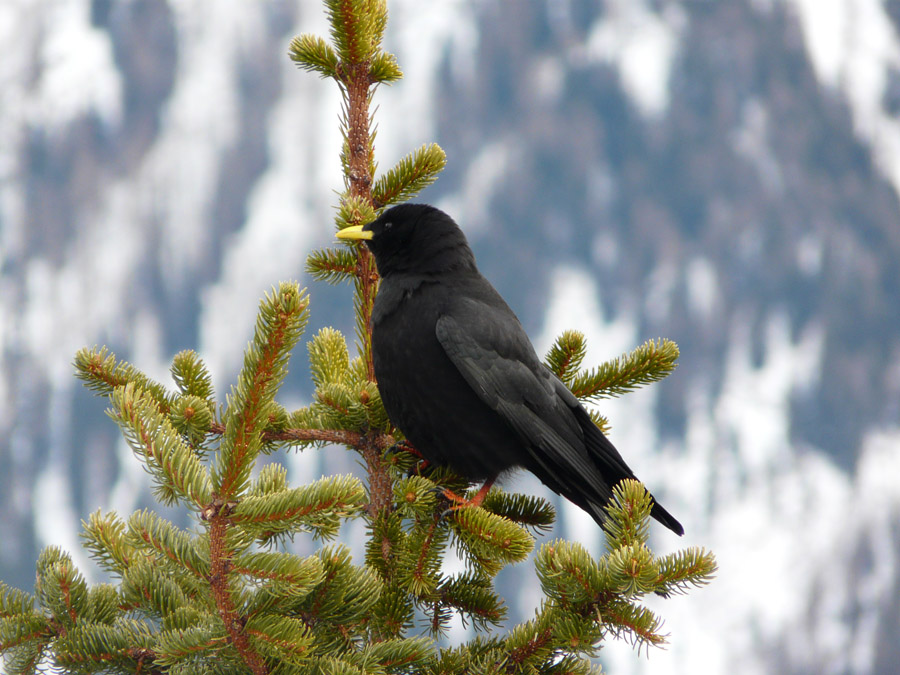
[371,281,524,479]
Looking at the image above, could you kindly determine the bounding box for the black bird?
[337,204,683,535]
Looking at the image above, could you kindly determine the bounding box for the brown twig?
[360,431,393,516]
[129,647,165,674]
[206,499,268,675]
[342,62,379,385]
[209,422,394,452]
[338,59,395,524]
[507,627,553,667]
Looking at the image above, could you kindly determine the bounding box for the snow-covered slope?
[1,1,898,672]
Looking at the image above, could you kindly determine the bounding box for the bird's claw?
[396,440,423,459]
[384,441,431,476]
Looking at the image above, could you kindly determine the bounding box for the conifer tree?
[0,2,716,673]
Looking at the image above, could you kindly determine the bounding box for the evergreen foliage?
[0,1,715,672]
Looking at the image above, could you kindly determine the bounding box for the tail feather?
[580,489,683,536]
[575,405,684,536]
[650,497,684,536]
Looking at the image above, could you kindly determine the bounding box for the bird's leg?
[385,440,431,474]
[443,477,496,509]
[399,441,432,474]
[395,440,422,459]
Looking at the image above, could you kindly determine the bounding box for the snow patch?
[533,55,566,103]
[537,266,635,363]
[33,0,122,131]
[437,140,513,235]
[685,256,719,319]
[797,233,825,276]
[582,0,687,117]
[600,309,900,675]
[34,385,95,579]
[732,98,785,195]
[149,2,268,284]
[789,0,900,200]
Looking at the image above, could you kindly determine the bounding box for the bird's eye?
[383,221,393,231]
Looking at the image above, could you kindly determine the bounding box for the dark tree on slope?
[0,3,715,673]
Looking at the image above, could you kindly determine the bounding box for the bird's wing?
[435,300,626,502]
[436,298,685,535]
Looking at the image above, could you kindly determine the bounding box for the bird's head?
[336,203,477,277]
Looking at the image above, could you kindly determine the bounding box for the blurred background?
[2,1,899,673]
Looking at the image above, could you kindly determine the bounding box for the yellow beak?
[336,224,373,241]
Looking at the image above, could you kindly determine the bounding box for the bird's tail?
[575,406,684,536]
[583,488,684,536]
[649,498,684,536]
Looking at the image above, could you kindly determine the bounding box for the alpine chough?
[337,203,683,535]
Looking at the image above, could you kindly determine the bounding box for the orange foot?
[389,441,431,474]
[442,478,496,509]
[395,440,423,460]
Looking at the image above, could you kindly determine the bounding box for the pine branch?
[75,346,173,412]
[481,489,556,533]
[372,143,447,207]
[153,624,228,669]
[306,246,358,284]
[359,636,433,671]
[324,0,387,66]
[544,330,588,385]
[370,51,402,83]
[399,513,446,598]
[214,283,309,499]
[586,407,611,435]
[80,511,132,575]
[34,548,86,630]
[54,620,156,672]
[289,34,339,79]
[207,504,268,675]
[0,585,49,659]
[569,338,679,401]
[232,474,367,541]
[120,559,193,618]
[232,552,324,599]
[451,507,534,576]
[603,479,654,550]
[170,349,214,401]
[295,545,382,650]
[438,573,506,630]
[127,510,211,580]
[210,420,391,450]
[655,548,718,596]
[243,613,313,667]
[110,383,213,508]
[365,510,407,582]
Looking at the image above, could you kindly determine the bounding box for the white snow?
[732,98,785,196]
[685,257,719,320]
[377,0,477,146]
[32,0,123,131]
[581,0,688,117]
[199,15,343,385]
[148,2,267,285]
[789,0,900,200]
[437,140,514,235]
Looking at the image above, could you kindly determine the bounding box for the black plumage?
[337,203,683,535]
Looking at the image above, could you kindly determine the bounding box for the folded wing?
[435,297,683,535]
